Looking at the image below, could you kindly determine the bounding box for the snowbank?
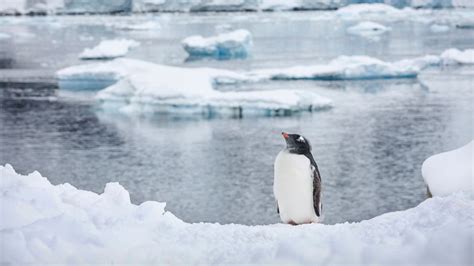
[347,21,391,39]
[182,29,253,59]
[440,48,474,65]
[422,141,473,197]
[79,39,140,60]
[1,164,473,264]
[57,58,331,116]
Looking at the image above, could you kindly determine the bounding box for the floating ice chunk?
[190,0,259,12]
[430,24,450,33]
[79,39,140,60]
[1,164,473,264]
[440,48,474,65]
[422,141,473,197]
[0,33,12,40]
[182,29,252,59]
[57,58,330,115]
[247,55,424,81]
[336,4,407,21]
[347,21,391,40]
[108,21,161,31]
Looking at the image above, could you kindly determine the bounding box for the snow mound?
[422,141,473,197]
[182,29,252,59]
[1,164,473,264]
[79,39,140,60]
[440,48,474,65]
[347,21,391,40]
[57,58,331,116]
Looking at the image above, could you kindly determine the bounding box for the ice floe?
[1,163,472,264]
[347,21,391,40]
[429,23,450,33]
[79,39,140,60]
[57,58,331,116]
[440,48,474,65]
[422,141,473,197]
[182,29,253,59]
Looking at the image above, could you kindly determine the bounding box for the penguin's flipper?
[276,202,280,214]
[311,163,322,217]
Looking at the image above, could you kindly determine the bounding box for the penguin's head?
[281,132,311,154]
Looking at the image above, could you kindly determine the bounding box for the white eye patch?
[297,136,305,142]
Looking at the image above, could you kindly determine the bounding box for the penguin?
[273,132,322,225]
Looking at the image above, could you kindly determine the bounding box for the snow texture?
[182,29,253,59]
[57,58,331,116]
[0,164,473,265]
[422,141,473,197]
[79,39,140,60]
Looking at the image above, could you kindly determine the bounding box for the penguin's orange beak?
[282,132,289,139]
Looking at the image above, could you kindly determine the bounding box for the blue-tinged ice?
[182,29,253,60]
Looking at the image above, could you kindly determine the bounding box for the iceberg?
[57,58,332,116]
[336,4,407,21]
[107,21,160,31]
[422,141,473,197]
[440,48,474,65]
[430,23,450,33]
[182,29,252,59]
[246,56,425,81]
[1,164,473,264]
[79,39,140,60]
[347,21,391,39]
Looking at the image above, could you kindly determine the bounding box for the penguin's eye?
[297,136,305,142]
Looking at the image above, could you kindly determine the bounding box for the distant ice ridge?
[79,39,140,60]
[182,29,253,59]
[2,1,473,15]
[1,163,473,264]
[346,21,391,40]
[422,141,473,197]
[57,58,332,116]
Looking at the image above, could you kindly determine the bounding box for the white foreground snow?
[422,141,473,197]
[182,29,252,58]
[347,21,391,40]
[57,58,331,116]
[1,164,473,264]
[79,39,140,60]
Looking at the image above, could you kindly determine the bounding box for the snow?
[182,29,253,59]
[440,48,474,65]
[430,23,450,33]
[1,163,473,264]
[422,141,473,197]
[79,39,140,60]
[57,58,331,115]
[347,21,391,40]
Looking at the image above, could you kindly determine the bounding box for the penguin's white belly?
[274,150,319,224]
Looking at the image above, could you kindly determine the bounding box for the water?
[0,11,473,225]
